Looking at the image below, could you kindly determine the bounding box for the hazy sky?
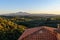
[0,0,60,14]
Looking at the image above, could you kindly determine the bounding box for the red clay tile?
[18,26,58,40]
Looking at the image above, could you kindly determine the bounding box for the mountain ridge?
[1,12,59,17]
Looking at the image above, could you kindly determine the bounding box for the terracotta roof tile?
[18,26,56,40]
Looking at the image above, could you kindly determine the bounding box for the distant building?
[18,26,58,40]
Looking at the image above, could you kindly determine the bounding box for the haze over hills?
[2,12,30,16]
[30,14,57,17]
[1,12,59,17]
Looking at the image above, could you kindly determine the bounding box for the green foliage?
[0,17,26,40]
[0,16,60,40]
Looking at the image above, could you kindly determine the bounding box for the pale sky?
[0,0,60,14]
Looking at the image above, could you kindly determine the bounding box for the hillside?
[0,17,26,40]
[0,15,60,40]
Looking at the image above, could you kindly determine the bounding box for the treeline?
[11,16,60,28]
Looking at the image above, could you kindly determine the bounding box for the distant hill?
[2,12,30,16]
[30,14,57,17]
[1,12,58,17]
